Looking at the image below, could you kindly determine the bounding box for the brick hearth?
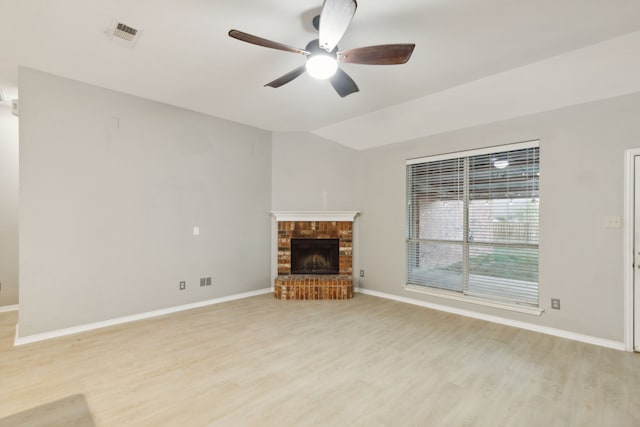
[274,275,354,300]
[274,219,354,300]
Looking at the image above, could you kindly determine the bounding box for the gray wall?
[18,68,272,337]
[357,92,640,343]
[271,132,360,211]
[0,105,19,307]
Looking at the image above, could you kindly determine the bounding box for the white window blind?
[407,141,540,306]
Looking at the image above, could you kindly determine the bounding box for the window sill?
[403,284,544,316]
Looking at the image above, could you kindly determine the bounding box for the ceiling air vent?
[107,20,141,46]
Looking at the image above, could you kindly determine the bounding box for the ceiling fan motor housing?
[305,39,338,60]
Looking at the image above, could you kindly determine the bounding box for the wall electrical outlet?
[206,277,212,286]
[179,281,186,290]
[551,298,560,310]
[604,216,622,228]
[360,270,365,278]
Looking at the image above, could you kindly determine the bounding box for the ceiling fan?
[228,0,415,97]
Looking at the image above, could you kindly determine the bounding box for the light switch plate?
[193,226,200,236]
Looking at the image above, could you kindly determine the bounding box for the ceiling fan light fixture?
[227,0,413,96]
[305,55,338,79]
[493,159,509,169]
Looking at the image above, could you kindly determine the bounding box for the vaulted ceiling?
[2,0,640,149]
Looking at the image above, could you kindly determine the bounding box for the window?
[406,141,540,307]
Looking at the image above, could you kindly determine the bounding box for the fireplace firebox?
[290,238,339,275]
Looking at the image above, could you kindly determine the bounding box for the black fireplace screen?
[290,238,339,275]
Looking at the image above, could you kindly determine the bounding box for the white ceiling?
[2,0,640,149]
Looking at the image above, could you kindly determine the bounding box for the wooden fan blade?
[329,68,359,97]
[337,44,415,65]
[265,66,307,88]
[319,0,357,52]
[228,30,310,55]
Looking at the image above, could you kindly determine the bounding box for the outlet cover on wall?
[604,216,622,228]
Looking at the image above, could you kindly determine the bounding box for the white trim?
[0,304,19,313]
[14,288,272,346]
[270,218,279,290]
[623,149,640,351]
[357,288,626,351]
[403,284,543,315]
[406,140,540,165]
[270,211,360,222]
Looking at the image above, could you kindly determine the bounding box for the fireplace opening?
[290,238,339,275]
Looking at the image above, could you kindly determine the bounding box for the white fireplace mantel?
[270,211,360,222]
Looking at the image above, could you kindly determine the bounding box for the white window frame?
[405,140,543,315]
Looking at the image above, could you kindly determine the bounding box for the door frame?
[623,148,640,351]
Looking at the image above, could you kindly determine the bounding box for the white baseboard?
[14,288,272,346]
[0,304,19,313]
[356,288,626,351]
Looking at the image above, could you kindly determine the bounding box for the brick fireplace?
[271,212,359,300]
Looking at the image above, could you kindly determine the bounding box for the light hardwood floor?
[1,293,639,426]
